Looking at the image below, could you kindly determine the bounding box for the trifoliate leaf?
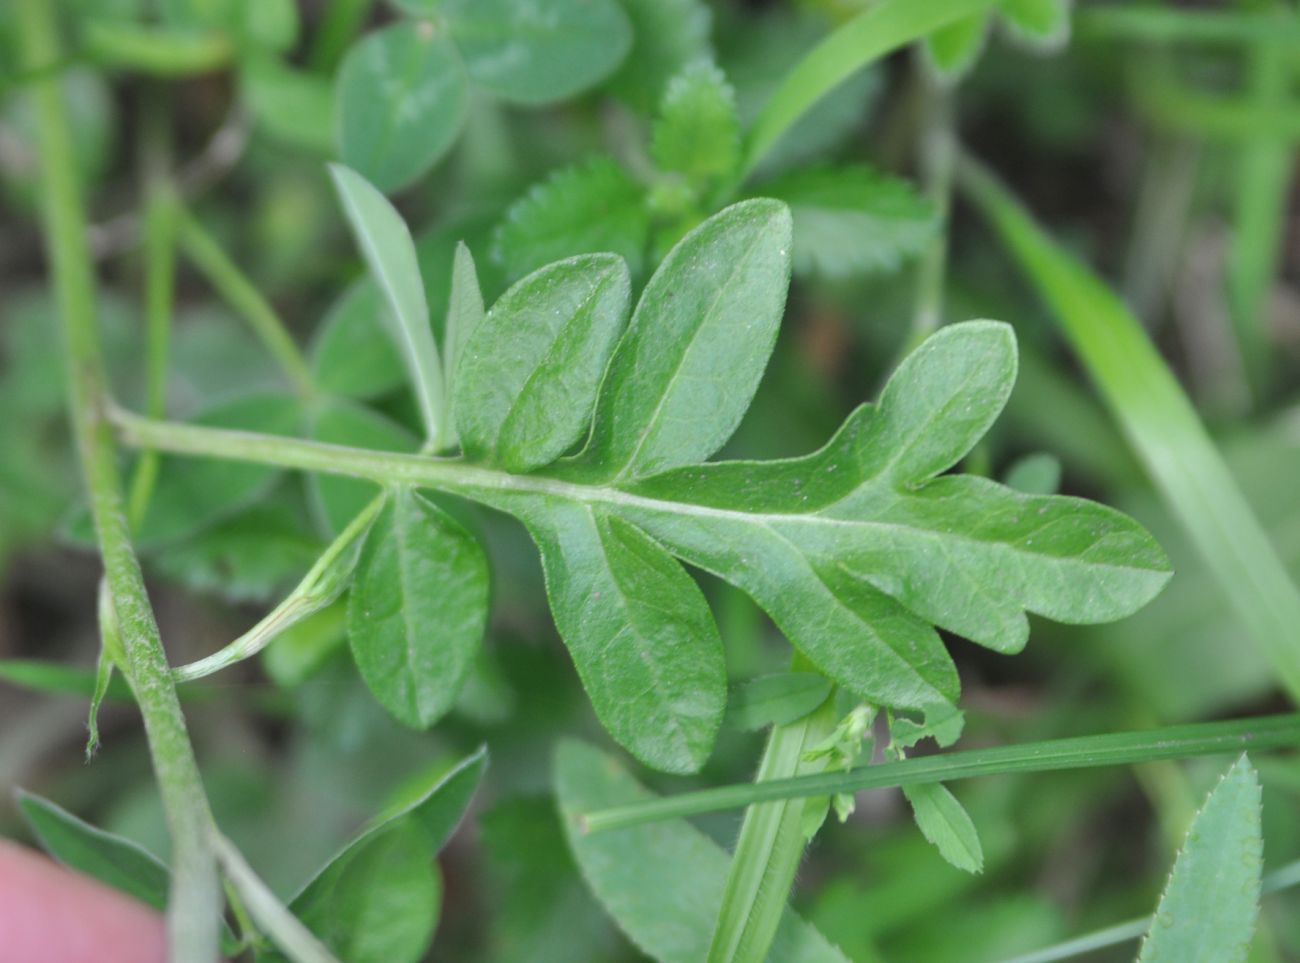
[335,22,468,192]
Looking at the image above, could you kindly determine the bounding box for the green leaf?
[440,241,484,405]
[331,164,446,445]
[726,673,834,731]
[310,278,407,401]
[605,0,712,111]
[757,165,937,279]
[902,782,984,873]
[442,0,632,105]
[17,790,169,911]
[347,486,489,728]
[288,748,487,963]
[652,61,740,185]
[999,0,1071,50]
[924,12,991,79]
[335,21,467,192]
[519,506,726,774]
[307,399,417,535]
[554,740,849,963]
[241,55,334,154]
[0,659,132,701]
[740,0,1001,176]
[492,157,649,281]
[454,254,631,472]
[443,323,1167,758]
[580,199,793,481]
[1137,755,1262,963]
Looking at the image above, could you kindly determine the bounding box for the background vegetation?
[2,0,1299,960]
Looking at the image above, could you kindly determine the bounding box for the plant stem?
[907,71,956,347]
[127,178,179,529]
[708,672,836,963]
[176,204,316,399]
[998,856,1300,963]
[579,713,1300,832]
[212,833,340,963]
[16,1,221,959]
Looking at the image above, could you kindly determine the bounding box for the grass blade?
[580,713,1300,832]
[739,0,1000,179]
[957,154,1300,702]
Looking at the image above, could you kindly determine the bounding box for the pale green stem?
[708,673,836,963]
[176,205,316,399]
[16,1,221,958]
[127,181,179,530]
[212,833,340,963]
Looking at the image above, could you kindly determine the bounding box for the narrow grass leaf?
[555,740,849,963]
[331,164,445,445]
[960,156,1300,700]
[347,486,488,728]
[1137,755,1263,963]
[740,0,1001,177]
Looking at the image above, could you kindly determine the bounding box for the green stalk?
[176,205,315,399]
[907,75,956,347]
[708,677,837,963]
[580,713,1300,832]
[736,0,1000,181]
[16,1,220,959]
[957,154,1300,703]
[127,181,179,530]
[1226,37,1292,400]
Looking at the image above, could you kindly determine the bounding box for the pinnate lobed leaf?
[454,254,631,473]
[347,486,488,728]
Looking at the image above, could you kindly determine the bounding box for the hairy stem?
[17,1,221,958]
